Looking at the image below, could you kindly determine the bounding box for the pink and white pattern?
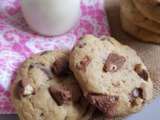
[0,0,110,114]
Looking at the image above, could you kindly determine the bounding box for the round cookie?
[11,51,95,120]
[120,0,160,34]
[133,0,160,23]
[121,14,160,44]
[69,35,153,117]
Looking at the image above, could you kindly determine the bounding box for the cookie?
[133,0,160,23]
[138,0,160,4]
[120,0,160,34]
[11,51,95,120]
[121,14,160,43]
[69,35,153,117]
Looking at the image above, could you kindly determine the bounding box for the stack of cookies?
[120,0,160,43]
[11,35,153,120]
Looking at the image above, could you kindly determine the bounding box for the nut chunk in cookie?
[69,35,153,117]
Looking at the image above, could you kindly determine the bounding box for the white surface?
[21,0,81,36]
[126,97,160,120]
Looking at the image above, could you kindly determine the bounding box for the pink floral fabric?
[0,0,110,114]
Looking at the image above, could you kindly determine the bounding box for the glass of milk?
[21,0,81,36]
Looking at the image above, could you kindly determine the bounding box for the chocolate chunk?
[70,83,82,102]
[87,93,119,117]
[19,80,29,88]
[76,56,91,72]
[49,85,71,106]
[82,104,91,117]
[52,57,69,76]
[89,109,105,120]
[134,64,149,81]
[129,88,144,106]
[103,53,126,72]
[18,80,34,97]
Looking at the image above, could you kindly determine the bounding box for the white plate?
[126,97,160,120]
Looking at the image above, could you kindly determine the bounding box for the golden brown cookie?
[11,51,95,120]
[121,13,160,44]
[69,35,153,118]
[133,0,160,23]
[138,0,160,4]
[120,0,160,34]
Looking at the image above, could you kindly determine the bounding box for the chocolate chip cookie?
[121,14,160,44]
[138,0,160,4]
[69,35,153,118]
[11,51,94,120]
[121,0,160,34]
[133,0,160,23]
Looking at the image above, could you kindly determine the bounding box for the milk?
[21,0,81,36]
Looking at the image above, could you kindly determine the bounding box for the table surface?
[1,0,160,119]
[0,115,18,120]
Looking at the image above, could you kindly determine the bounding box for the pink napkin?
[0,0,110,114]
